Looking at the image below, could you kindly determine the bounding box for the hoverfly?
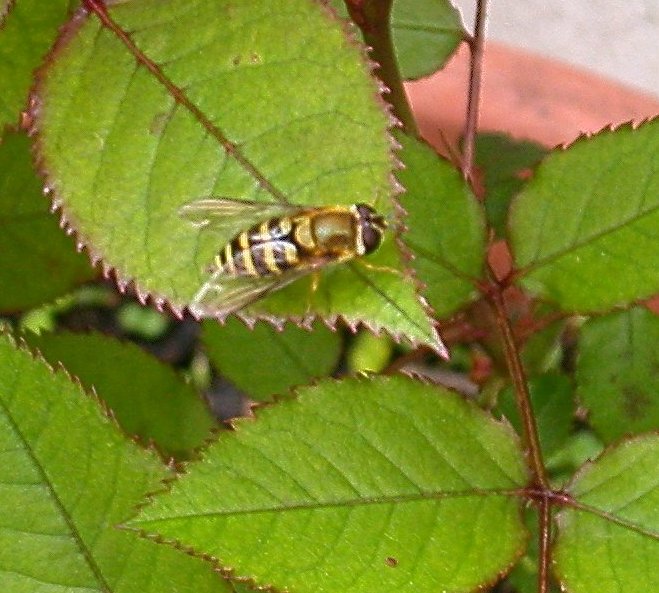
[180,198,388,317]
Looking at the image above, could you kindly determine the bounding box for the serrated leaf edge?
[28,1,447,358]
[562,430,659,496]
[509,115,659,278]
[553,431,659,542]
[124,372,529,590]
[128,373,529,507]
[2,327,177,465]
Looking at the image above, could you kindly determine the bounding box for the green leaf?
[346,329,394,373]
[398,133,485,317]
[231,584,260,593]
[545,430,604,477]
[130,375,528,593]
[554,434,659,593]
[391,0,464,80]
[0,0,74,128]
[0,333,229,593]
[576,307,659,443]
[330,0,464,80]
[510,120,659,312]
[475,133,547,237]
[0,131,95,313]
[116,302,170,340]
[34,0,440,351]
[497,372,575,458]
[520,312,565,373]
[23,330,216,459]
[202,318,342,401]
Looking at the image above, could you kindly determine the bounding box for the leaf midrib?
[518,199,659,276]
[134,486,520,523]
[85,1,289,205]
[0,366,111,591]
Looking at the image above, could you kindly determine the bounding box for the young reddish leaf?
[0,131,95,313]
[130,375,528,593]
[0,333,229,593]
[33,0,442,352]
[510,119,659,312]
[576,307,659,443]
[554,434,659,593]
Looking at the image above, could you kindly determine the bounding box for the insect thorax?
[303,210,356,253]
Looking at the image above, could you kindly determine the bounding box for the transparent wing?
[188,267,311,318]
[179,197,302,232]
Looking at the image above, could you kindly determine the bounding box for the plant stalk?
[462,0,488,181]
[490,287,548,489]
[344,0,419,135]
[538,495,551,593]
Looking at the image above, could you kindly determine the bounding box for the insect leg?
[303,271,322,318]
[188,269,224,317]
[356,259,404,277]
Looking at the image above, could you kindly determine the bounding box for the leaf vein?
[521,202,659,274]
[0,368,111,590]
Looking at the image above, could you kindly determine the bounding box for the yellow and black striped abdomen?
[214,216,300,278]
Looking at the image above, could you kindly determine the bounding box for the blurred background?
[453,0,659,98]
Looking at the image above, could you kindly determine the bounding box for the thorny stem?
[468,5,554,588]
[462,0,487,182]
[490,284,552,592]
[489,287,548,490]
[344,0,419,135]
[538,495,551,593]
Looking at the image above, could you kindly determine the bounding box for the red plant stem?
[490,288,549,489]
[490,285,552,591]
[344,0,419,134]
[462,0,488,182]
[469,2,554,587]
[538,495,551,593]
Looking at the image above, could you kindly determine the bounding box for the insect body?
[180,198,387,317]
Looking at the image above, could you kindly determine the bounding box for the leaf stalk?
[489,284,553,592]
[344,0,419,135]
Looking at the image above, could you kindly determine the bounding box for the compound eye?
[355,203,375,219]
[361,222,382,254]
[354,203,386,254]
